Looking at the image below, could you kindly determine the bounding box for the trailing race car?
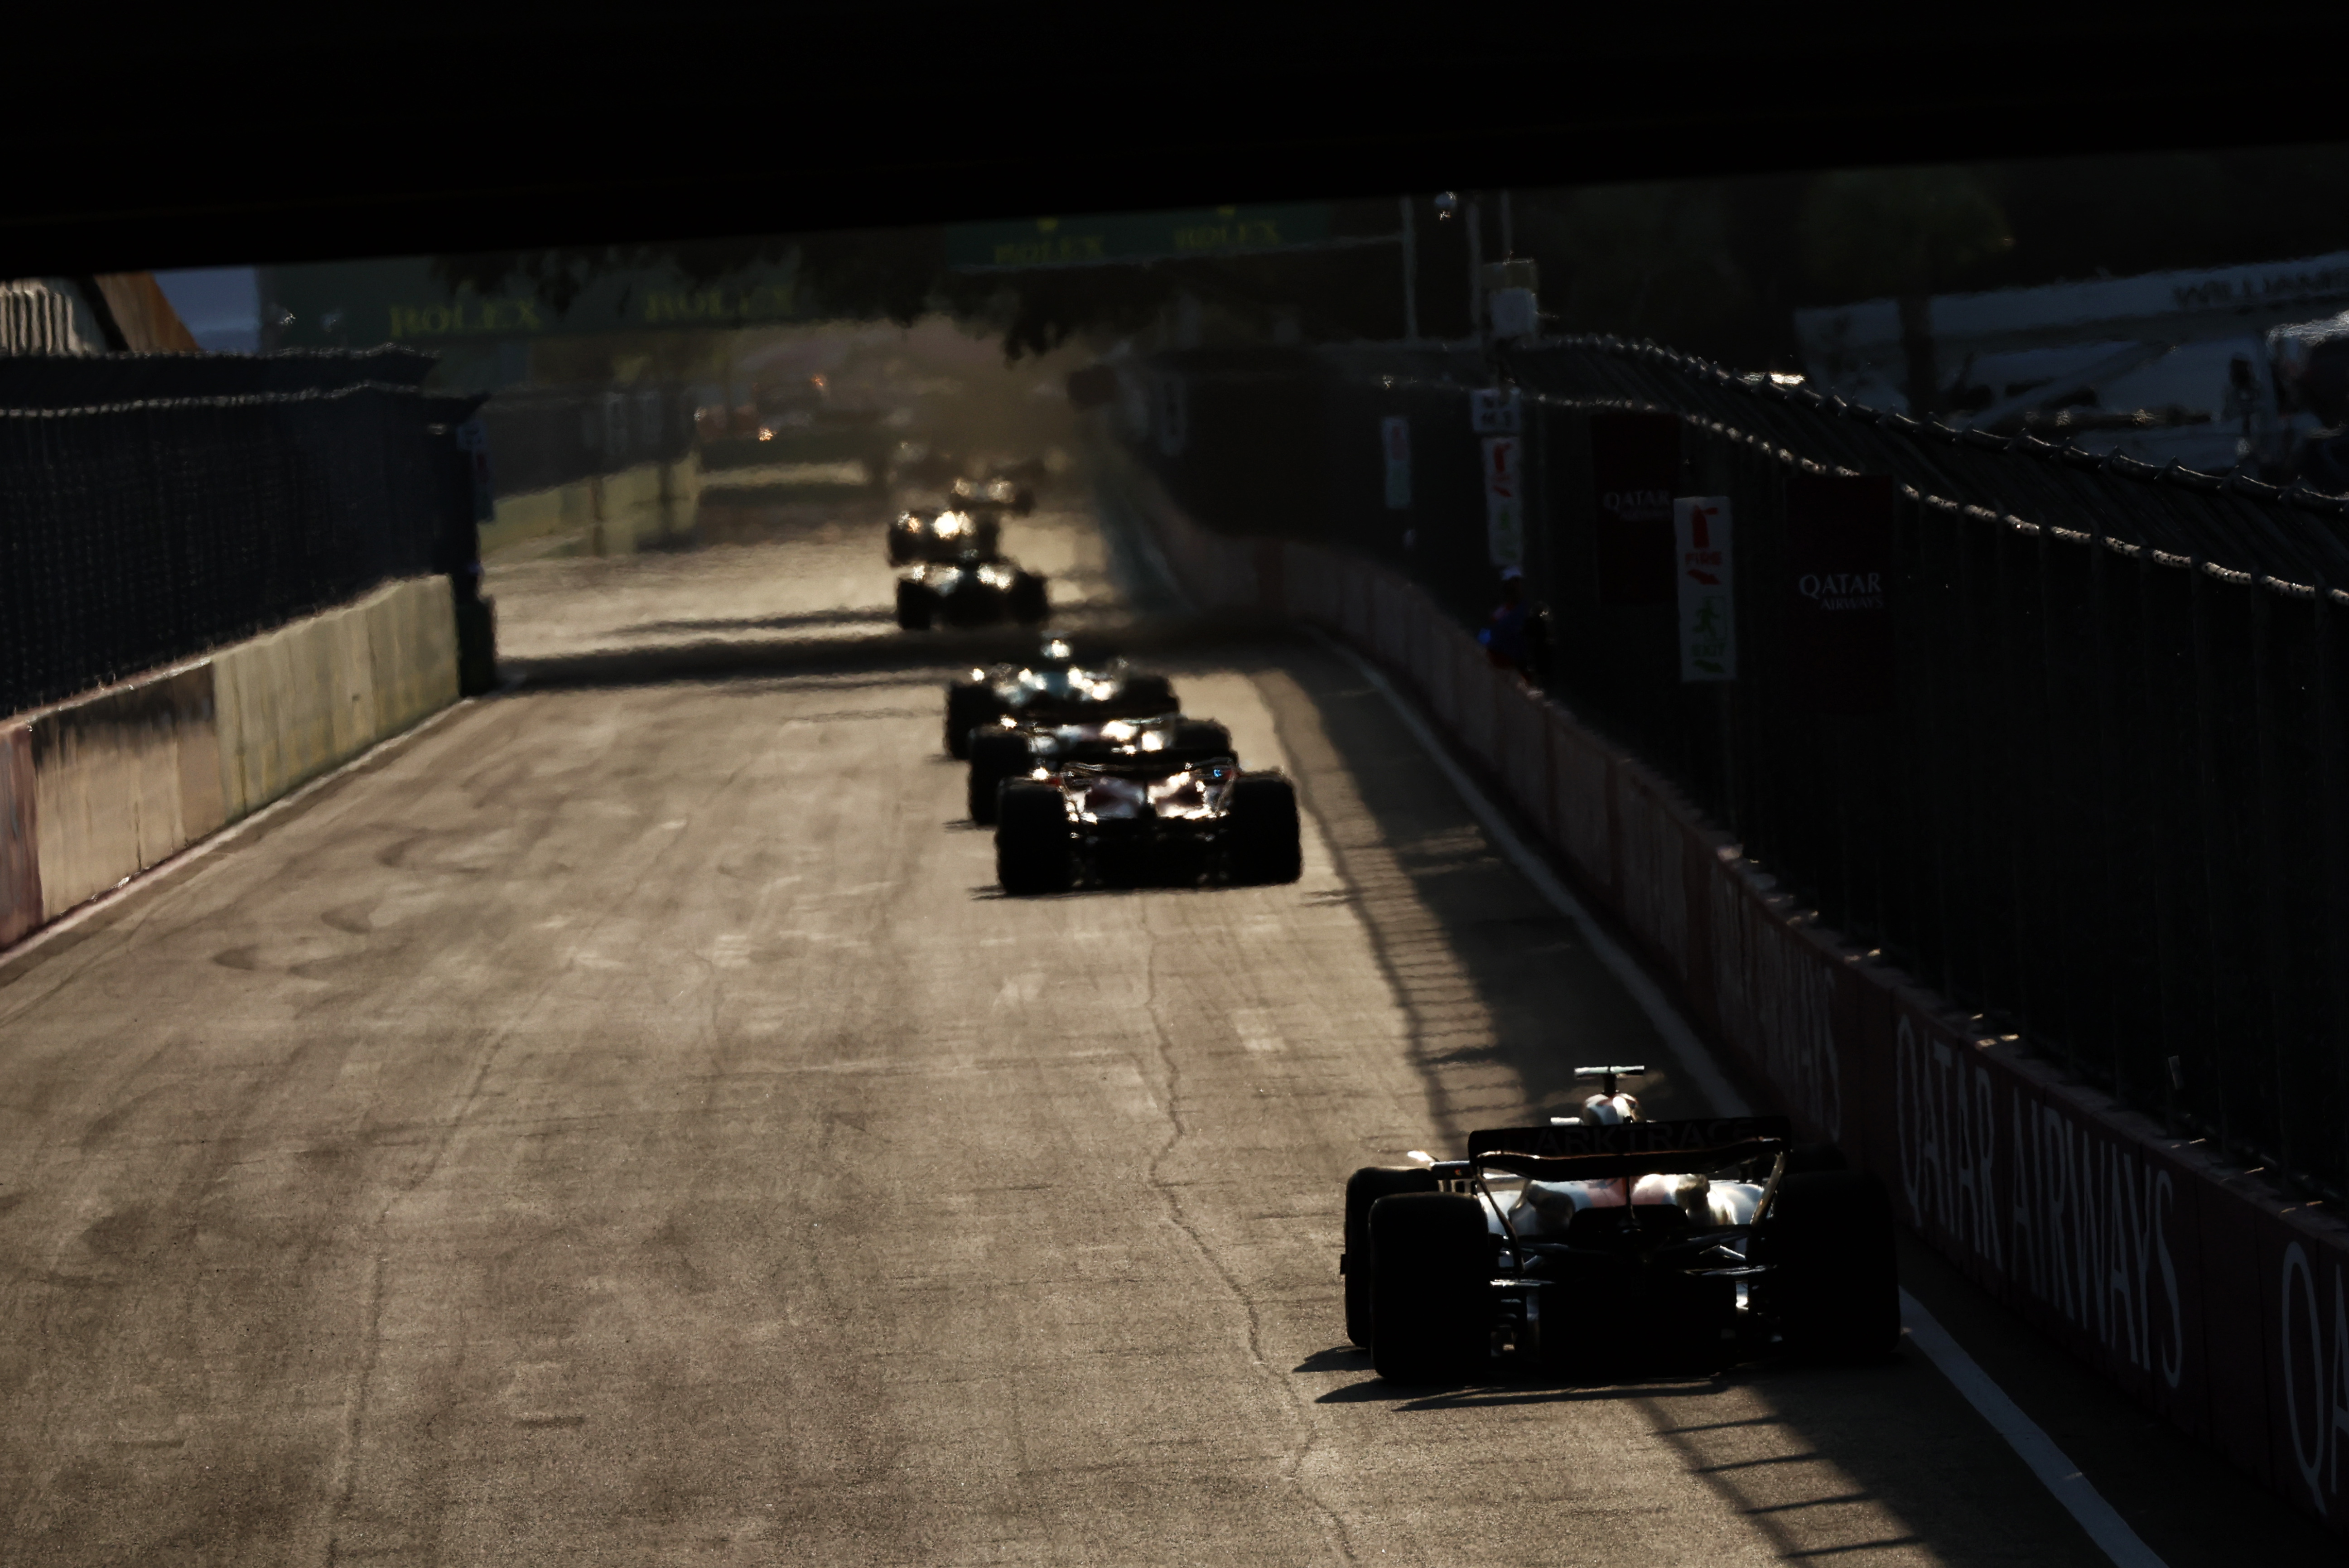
[888,506,1000,565]
[942,636,1178,759]
[994,731,1302,893]
[951,474,1035,516]
[1341,1068,1896,1383]
[896,552,1049,631]
[968,712,1231,825]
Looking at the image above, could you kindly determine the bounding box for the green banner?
[261,256,809,348]
[945,204,1335,271]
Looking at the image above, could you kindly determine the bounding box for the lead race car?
[1342,1068,1897,1383]
[887,505,1000,565]
[994,727,1302,894]
[942,636,1179,759]
[896,549,1049,631]
[949,473,1035,517]
[967,712,1231,824]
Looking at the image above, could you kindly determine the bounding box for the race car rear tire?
[1121,673,1178,716]
[945,680,998,760]
[976,518,1002,556]
[968,730,1033,825]
[1009,573,1050,626]
[1369,1193,1492,1383]
[896,580,935,632]
[1344,1166,1439,1346]
[887,533,912,566]
[1764,1170,1899,1362]
[996,782,1075,895]
[1171,719,1234,760]
[1226,775,1302,884]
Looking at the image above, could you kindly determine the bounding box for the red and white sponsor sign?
[1482,434,1523,567]
[1673,496,1734,681]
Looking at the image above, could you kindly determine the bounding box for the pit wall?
[480,456,699,560]
[0,576,458,944]
[1120,458,2349,1542]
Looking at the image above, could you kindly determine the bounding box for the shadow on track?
[502,608,1276,695]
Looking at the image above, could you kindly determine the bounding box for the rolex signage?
[262,256,808,348]
[945,205,1335,271]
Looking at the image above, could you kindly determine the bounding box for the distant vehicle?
[987,455,1050,488]
[994,732,1302,894]
[967,712,1230,825]
[1341,1069,1896,1384]
[895,553,1048,632]
[943,636,1178,759]
[949,475,1035,516]
[888,507,1000,565]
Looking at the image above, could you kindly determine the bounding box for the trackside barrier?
[1117,457,2349,1540]
[0,577,459,946]
[0,724,38,946]
[29,666,224,920]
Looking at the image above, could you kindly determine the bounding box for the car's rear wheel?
[945,680,998,760]
[1369,1192,1492,1383]
[1763,1170,1898,1361]
[1171,719,1233,759]
[1121,674,1177,715]
[896,580,934,632]
[976,518,1002,556]
[1344,1166,1438,1346]
[996,782,1075,895]
[967,730,1033,825]
[1226,774,1302,884]
[1009,573,1049,625]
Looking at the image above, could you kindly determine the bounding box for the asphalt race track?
[0,492,2334,1565]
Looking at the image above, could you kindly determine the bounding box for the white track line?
[1315,631,1750,1119]
[1319,628,2170,1568]
[1902,1290,2170,1568]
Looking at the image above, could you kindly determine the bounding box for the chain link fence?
[0,357,478,719]
[1136,336,2349,1201]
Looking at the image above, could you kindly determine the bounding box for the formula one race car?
[896,553,1049,631]
[1341,1069,1897,1383]
[888,506,1000,565]
[994,729,1301,893]
[951,474,1036,516]
[968,712,1232,824]
[942,636,1178,759]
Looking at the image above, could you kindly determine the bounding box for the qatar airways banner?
[1784,473,1894,714]
[1591,412,1679,606]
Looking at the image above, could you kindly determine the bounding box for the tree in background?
[1795,168,2013,415]
[434,148,2349,385]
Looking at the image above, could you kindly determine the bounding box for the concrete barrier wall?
[0,724,39,946]
[0,576,459,946]
[1123,460,2349,1541]
[30,666,224,919]
[213,576,456,821]
[480,457,699,559]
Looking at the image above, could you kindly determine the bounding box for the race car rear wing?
[1438,1139,1785,1183]
[1466,1114,1790,1161]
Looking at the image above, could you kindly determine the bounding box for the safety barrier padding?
[29,665,222,919]
[0,724,39,946]
[1118,454,2349,1541]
